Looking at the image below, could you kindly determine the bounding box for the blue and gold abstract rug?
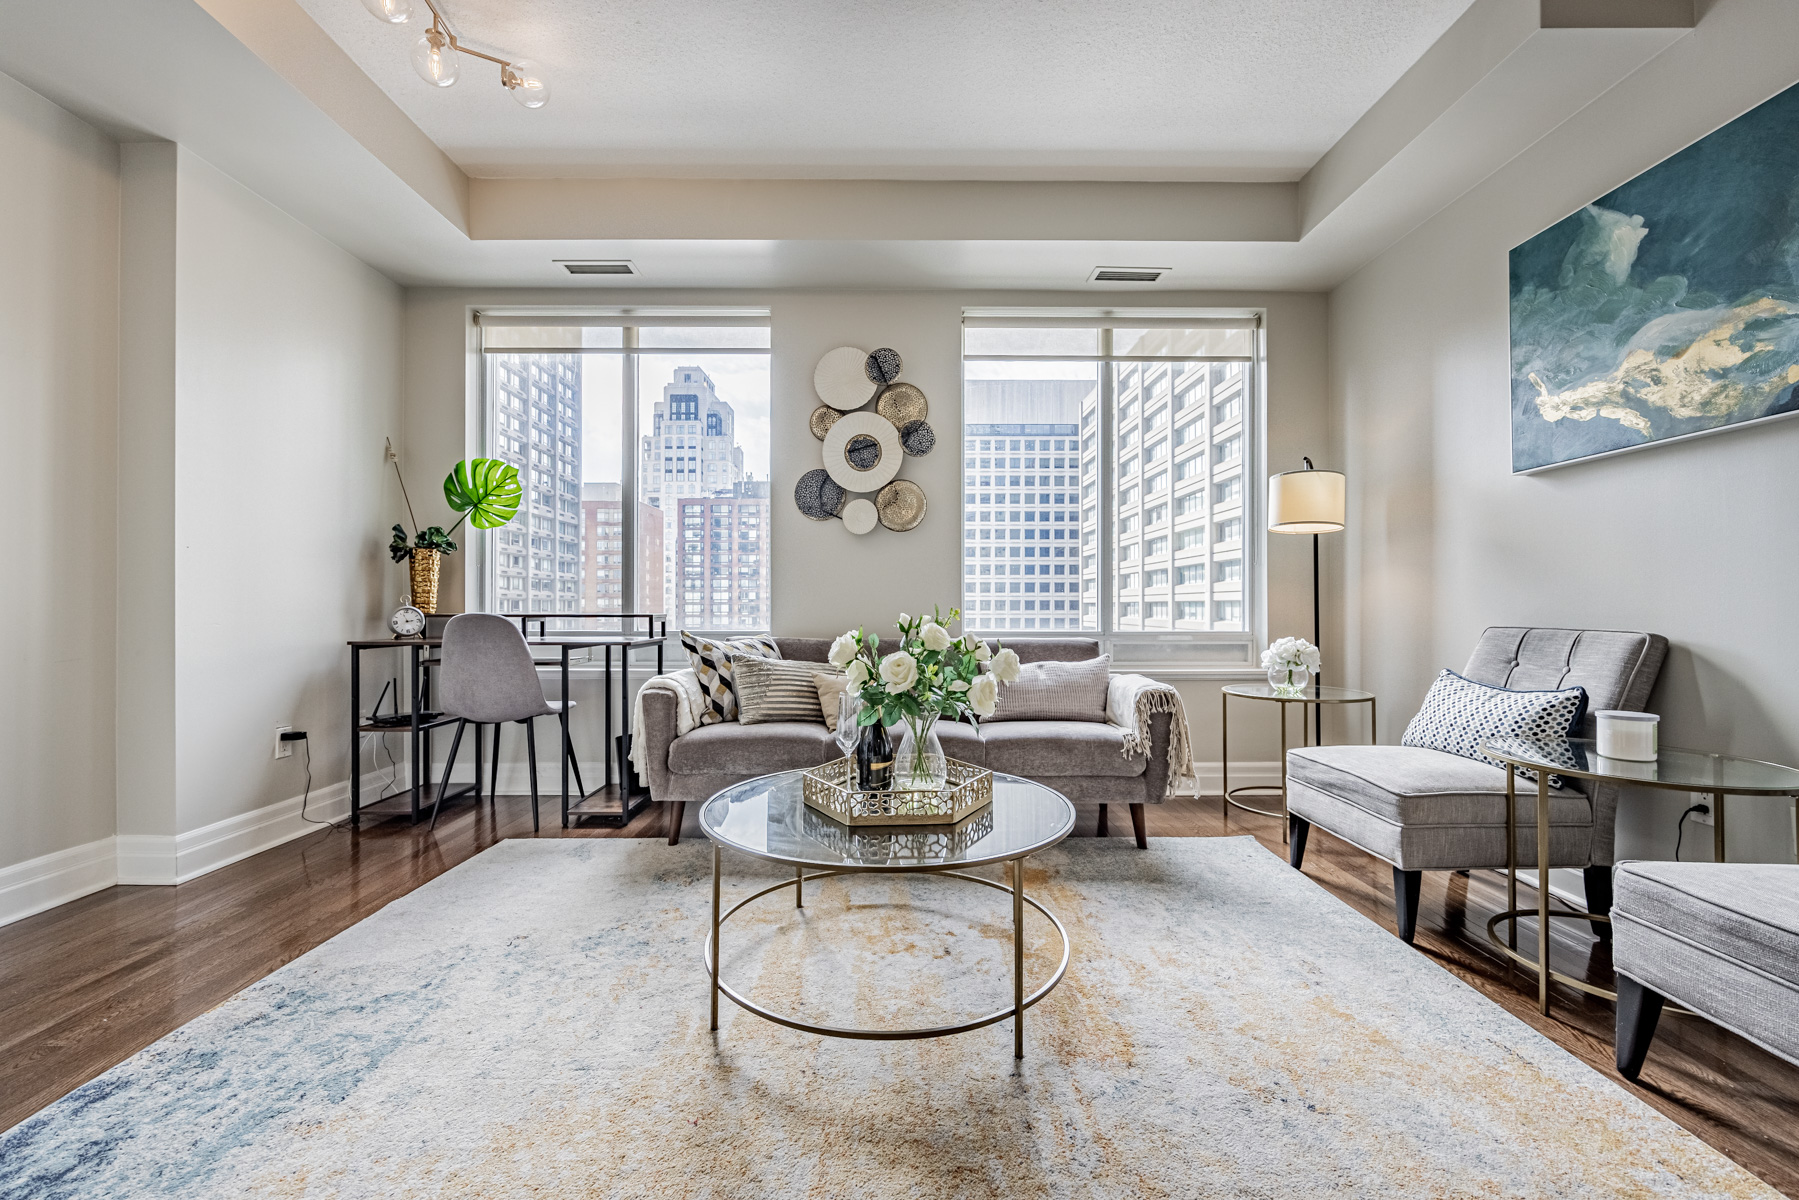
[0,838,1777,1198]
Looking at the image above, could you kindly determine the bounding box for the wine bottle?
[855,720,893,792]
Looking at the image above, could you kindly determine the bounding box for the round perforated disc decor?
[809,405,842,440]
[814,346,878,411]
[899,420,936,457]
[841,498,878,535]
[876,479,927,531]
[794,468,846,521]
[864,347,903,385]
[875,383,928,426]
[821,410,903,491]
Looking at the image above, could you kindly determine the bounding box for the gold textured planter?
[408,548,442,614]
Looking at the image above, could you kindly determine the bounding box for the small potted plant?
[388,453,523,614]
[1262,636,1321,696]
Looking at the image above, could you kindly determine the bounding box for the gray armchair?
[1286,627,1668,943]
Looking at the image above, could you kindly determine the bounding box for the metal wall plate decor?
[794,468,847,521]
[876,479,927,531]
[814,346,878,411]
[841,497,878,535]
[865,347,904,385]
[875,382,928,426]
[899,420,936,457]
[809,405,842,440]
[821,410,902,490]
[802,755,993,824]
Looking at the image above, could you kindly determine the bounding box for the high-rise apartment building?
[669,481,769,629]
[963,381,1087,632]
[581,482,665,613]
[489,355,583,614]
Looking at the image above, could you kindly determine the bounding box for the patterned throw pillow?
[679,632,781,725]
[1401,669,1587,780]
[984,656,1112,723]
[734,658,844,725]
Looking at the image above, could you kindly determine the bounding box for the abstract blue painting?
[1510,82,1799,472]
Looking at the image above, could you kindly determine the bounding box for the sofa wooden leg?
[1584,865,1615,942]
[1393,868,1422,944]
[1096,803,1109,838]
[666,800,685,847]
[1616,975,1665,1082]
[1288,815,1310,869]
[1130,803,1148,849]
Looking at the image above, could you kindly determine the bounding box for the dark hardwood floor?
[2,792,1795,1194]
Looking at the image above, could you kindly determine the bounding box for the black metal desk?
[348,619,666,828]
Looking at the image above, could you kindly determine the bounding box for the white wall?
[402,287,1333,776]
[1331,0,1799,867]
[0,73,119,873]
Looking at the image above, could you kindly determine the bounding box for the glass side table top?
[1482,737,1799,794]
[700,769,1076,871]
[1222,683,1376,703]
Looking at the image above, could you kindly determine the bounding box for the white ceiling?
[294,0,1478,180]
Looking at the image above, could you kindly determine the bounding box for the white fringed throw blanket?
[628,669,705,776]
[1107,674,1196,798]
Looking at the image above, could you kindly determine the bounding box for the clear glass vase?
[893,713,948,793]
[1267,663,1311,695]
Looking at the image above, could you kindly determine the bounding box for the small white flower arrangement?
[1261,636,1321,694]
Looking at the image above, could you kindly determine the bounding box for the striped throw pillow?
[734,657,844,725]
[680,632,781,725]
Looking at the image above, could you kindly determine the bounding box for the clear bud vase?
[1268,663,1311,696]
[893,713,948,794]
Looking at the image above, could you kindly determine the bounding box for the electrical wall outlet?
[275,725,294,759]
[1689,794,1714,824]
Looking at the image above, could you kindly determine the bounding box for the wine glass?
[834,690,860,764]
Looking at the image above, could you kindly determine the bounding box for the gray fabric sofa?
[1286,627,1668,943]
[1614,861,1799,1079]
[640,637,1175,847]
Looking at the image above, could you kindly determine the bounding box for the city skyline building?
[489,354,583,615]
[581,482,665,614]
[669,481,770,630]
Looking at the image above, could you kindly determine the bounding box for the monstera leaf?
[443,458,522,530]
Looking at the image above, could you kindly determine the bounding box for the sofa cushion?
[667,720,838,776]
[1287,745,1590,828]
[733,657,841,725]
[1614,861,1799,989]
[982,720,1144,779]
[679,632,781,725]
[937,720,985,766]
[986,656,1111,723]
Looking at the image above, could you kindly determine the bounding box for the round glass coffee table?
[700,768,1075,1058]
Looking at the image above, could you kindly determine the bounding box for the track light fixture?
[360,0,549,109]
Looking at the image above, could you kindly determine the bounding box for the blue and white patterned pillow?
[1401,669,1587,780]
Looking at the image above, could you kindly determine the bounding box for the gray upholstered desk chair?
[429,613,577,832]
[1286,627,1667,943]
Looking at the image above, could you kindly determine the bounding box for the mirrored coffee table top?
[1222,683,1376,703]
[700,770,1076,870]
[1482,737,1799,793]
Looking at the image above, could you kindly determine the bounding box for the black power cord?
[1674,802,1710,860]
[285,731,343,832]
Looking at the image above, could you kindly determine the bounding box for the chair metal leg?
[489,723,501,808]
[525,719,540,833]
[1616,975,1666,1082]
[428,719,467,831]
[568,738,588,800]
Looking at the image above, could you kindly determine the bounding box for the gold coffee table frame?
[701,770,1076,1059]
[1221,683,1376,841]
[1480,736,1799,1018]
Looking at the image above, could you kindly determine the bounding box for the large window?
[479,313,771,630]
[961,314,1259,639]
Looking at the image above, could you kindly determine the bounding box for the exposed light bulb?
[503,60,550,109]
[412,27,458,87]
[360,0,412,23]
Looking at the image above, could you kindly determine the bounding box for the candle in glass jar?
[1595,711,1659,762]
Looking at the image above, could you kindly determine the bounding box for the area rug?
[0,837,1778,1199]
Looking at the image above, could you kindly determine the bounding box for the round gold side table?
[1220,683,1377,841]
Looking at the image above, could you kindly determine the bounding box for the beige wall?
[403,287,1334,777]
[1330,0,1799,865]
[0,73,120,871]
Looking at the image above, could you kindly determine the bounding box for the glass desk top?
[1222,683,1376,703]
[1482,737,1799,794]
[700,770,1076,871]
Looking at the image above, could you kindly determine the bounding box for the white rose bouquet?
[1261,636,1321,693]
[833,606,1016,789]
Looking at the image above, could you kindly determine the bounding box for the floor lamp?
[1268,458,1346,745]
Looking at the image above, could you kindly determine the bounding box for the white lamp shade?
[1269,469,1346,533]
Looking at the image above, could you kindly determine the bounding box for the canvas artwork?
[1510,82,1799,472]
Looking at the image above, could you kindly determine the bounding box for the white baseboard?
[0,837,119,928]
[1182,761,1282,799]
[437,759,608,793]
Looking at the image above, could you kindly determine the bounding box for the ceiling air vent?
[1089,266,1168,283]
[556,260,637,276]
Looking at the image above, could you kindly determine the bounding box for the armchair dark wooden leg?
[428,720,467,831]
[1288,815,1311,868]
[525,719,540,833]
[1096,803,1109,839]
[1584,865,1614,942]
[1392,868,1423,944]
[1616,975,1665,1082]
[667,800,685,846]
[1129,802,1148,849]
